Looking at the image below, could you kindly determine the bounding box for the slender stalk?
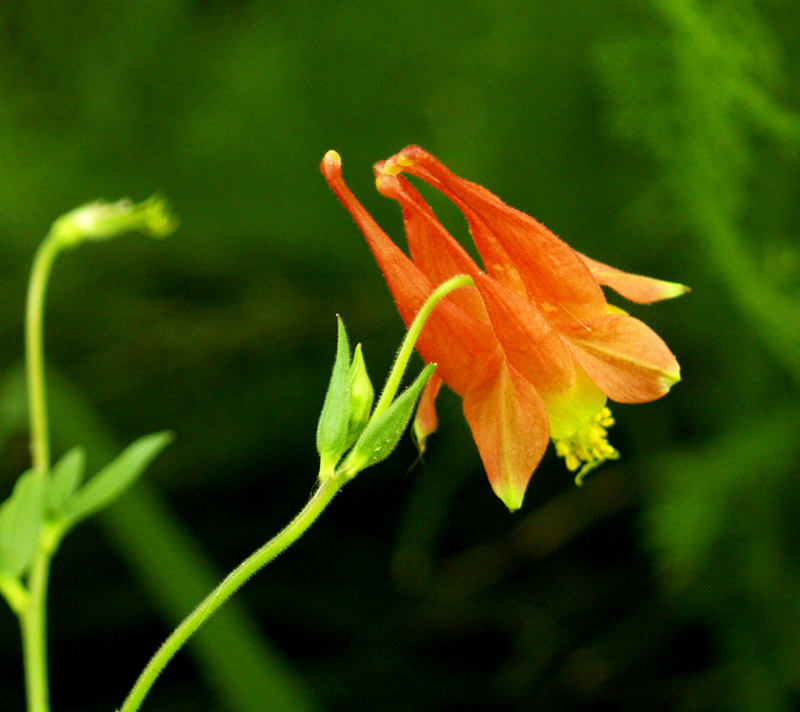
[20,553,51,712]
[120,273,475,711]
[371,274,473,420]
[16,199,177,712]
[118,472,346,712]
[26,233,60,476]
[21,231,61,712]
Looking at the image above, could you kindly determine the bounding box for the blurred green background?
[1,0,799,710]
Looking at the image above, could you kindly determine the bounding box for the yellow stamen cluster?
[554,407,619,486]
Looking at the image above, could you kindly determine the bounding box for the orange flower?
[321,146,686,510]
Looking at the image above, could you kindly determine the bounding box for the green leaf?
[344,363,436,477]
[0,470,46,578]
[316,316,353,474]
[63,431,172,527]
[46,447,86,517]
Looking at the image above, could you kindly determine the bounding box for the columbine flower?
[321,146,686,511]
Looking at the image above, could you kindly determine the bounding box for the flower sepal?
[338,363,436,480]
[316,314,435,481]
[317,316,361,478]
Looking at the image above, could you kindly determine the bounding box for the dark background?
[1,1,799,710]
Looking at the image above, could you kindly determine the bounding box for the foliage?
[597,1,800,709]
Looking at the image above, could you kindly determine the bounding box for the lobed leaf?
[46,447,86,517]
[63,431,172,527]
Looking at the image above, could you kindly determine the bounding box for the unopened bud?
[346,343,374,444]
[51,195,177,248]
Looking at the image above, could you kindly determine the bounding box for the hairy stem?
[118,472,346,712]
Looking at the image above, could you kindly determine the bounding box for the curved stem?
[120,274,475,711]
[26,233,60,476]
[371,274,473,420]
[20,232,62,712]
[119,472,346,712]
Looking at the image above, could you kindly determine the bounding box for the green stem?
[26,232,60,476]
[120,274,475,711]
[371,274,473,420]
[118,472,346,712]
[21,231,62,712]
[16,200,175,712]
[20,553,52,712]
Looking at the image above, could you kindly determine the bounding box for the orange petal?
[322,151,495,394]
[413,374,443,454]
[560,313,681,403]
[472,271,577,394]
[462,352,550,511]
[577,252,690,304]
[392,146,606,323]
[375,171,488,322]
[470,271,607,437]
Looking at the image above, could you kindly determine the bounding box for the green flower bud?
[339,363,436,480]
[317,316,353,478]
[345,343,374,445]
[50,195,178,248]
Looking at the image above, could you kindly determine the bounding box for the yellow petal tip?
[662,281,691,299]
[323,150,342,167]
[496,486,525,513]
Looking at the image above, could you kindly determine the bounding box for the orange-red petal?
[560,312,681,403]
[577,252,690,304]
[462,351,550,511]
[471,272,576,392]
[321,151,495,394]
[390,146,607,323]
[473,271,607,438]
[413,374,443,454]
[375,171,488,322]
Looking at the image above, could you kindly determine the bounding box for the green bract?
[316,316,355,477]
[346,343,374,446]
[316,315,434,482]
[338,363,435,479]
